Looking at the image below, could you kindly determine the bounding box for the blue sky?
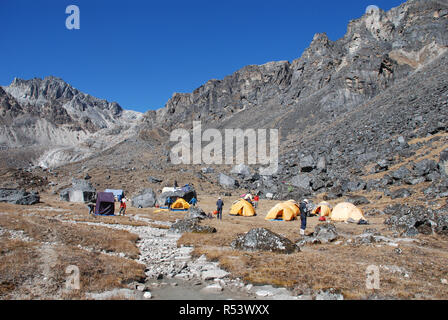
[0,0,405,112]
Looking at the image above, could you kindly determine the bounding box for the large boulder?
[132,188,157,208]
[218,173,239,189]
[347,195,370,206]
[231,228,298,254]
[384,205,440,236]
[0,188,40,205]
[231,164,251,177]
[316,156,327,172]
[391,166,412,181]
[299,155,315,172]
[341,179,366,193]
[169,218,216,234]
[289,174,311,190]
[440,148,448,177]
[413,159,437,177]
[298,223,339,246]
[187,207,207,220]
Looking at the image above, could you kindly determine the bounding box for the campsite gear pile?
[157,184,197,208]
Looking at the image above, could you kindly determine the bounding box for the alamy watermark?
[65,265,80,291]
[366,265,380,290]
[65,5,80,30]
[169,121,279,175]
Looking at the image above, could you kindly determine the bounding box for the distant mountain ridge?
[1,0,447,171]
[141,0,447,134]
[0,76,143,168]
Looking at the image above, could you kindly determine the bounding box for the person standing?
[189,197,197,207]
[165,197,173,210]
[87,202,95,215]
[299,199,309,235]
[216,197,224,221]
[253,194,259,208]
[119,197,127,216]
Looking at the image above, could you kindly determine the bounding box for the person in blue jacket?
[299,199,310,235]
[216,197,224,220]
[165,197,173,210]
[189,197,197,207]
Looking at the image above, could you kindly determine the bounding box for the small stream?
[71,214,297,300]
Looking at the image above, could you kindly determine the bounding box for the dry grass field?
[175,194,448,299]
[1,179,447,299]
[0,197,146,299]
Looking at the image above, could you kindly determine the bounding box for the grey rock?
[413,159,437,177]
[218,173,239,189]
[315,289,344,300]
[299,155,315,172]
[132,188,157,208]
[0,188,40,205]
[316,156,327,172]
[187,207,207,220]
[391,166,411,180]
[201,270,229,281]
[231,163,251,176]
[390,188,412,199]
[231,228,298,254]
[347,195,370,206]
[201,167,215,174]
[404,176,425,185]
[148,176,163,183]
[169,218,217,234]
[384,204,444,236]
[289,174,311,189]
[298,223,339,245]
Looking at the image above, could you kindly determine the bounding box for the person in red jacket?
[253,195,260,208]
[119,197,127,216]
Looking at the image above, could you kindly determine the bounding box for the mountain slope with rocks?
[0,76,143,168]
[140,0,447,134]
[1,0,447,205]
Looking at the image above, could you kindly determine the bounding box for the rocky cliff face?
[141,0,447,133]
[0,76,143,168]
[132,0,448,201]
[1,0,447,178]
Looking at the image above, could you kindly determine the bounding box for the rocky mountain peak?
[139,0,447,135]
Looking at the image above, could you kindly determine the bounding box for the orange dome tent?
[229,199,256,217]
[265,200,300,221]
[171,198,190,211]
[330,202,365,222]
[312,202,332,217]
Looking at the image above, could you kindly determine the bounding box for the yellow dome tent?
[229,199,256,217]
[265,200,300,221]
[312,202,332,217]
[330,202,365,222]
[171,198,190,210]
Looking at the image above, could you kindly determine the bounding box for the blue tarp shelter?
[105,189,124,201]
